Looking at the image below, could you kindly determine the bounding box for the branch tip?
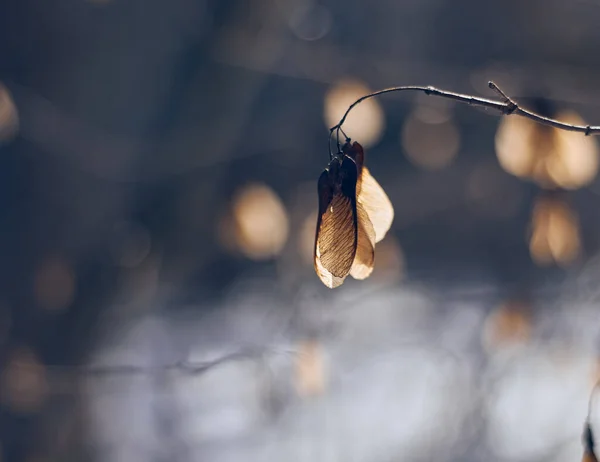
[330,80,600,159]
[488,81,507,100]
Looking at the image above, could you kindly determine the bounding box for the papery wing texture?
[314,157,358,288]
[349,200,376,280]
[359,166,394,243]
[343,141,394,243]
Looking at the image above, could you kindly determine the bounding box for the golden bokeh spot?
[0,82,19,143]
[1,347,47,414]
[324,80,385,148]
[495,112,598,189]
[548,111,599,189]
[230,183,289,260]
[401,106,460,170]
[34,256,76,312]
[495,116,539,179]
[294,339,326,397]
[482,300,531,353]
[529,197,581,267]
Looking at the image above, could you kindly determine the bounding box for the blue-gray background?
[2,0,600,461]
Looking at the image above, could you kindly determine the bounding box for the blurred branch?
[330,80,600,154]
[583,378,600,462]
[3,346,302,399]
[75,349,262,376]
[8,346,298,394]
[73,346,298,377]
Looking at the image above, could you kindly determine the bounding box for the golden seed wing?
[314,193,356,287]
[314,170,340,288]
[314,157,358,288]
[317,188,357,277]
[314,252,346,288]
[349,200,375,280]
[343,141,393,243]
[358,166,394,243]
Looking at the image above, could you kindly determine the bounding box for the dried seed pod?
[314,141,394,288]
[314,154,359,288]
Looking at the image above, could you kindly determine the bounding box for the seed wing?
[343,141,394,243]
[349,200,376,280]
[314,157,358,288]
[359,166,394,243]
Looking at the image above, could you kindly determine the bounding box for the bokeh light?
[34,256,76,312]
[0,82,19,143]
[529,197,581,267]
[494,116,538,179]
[1,347,47,414]
[401,105,460,170]
[495,112,599,189]
[294,339,326,397]
[482,300,531,354]
[324,80,385,148]
[227,183,289,260]
[550,111,599,189]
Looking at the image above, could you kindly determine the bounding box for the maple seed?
[314,141,394,288]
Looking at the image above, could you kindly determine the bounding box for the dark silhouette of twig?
[9,346,299,391]
[74,346,297,376]
[584,380,600,461]
[329,80,600,157]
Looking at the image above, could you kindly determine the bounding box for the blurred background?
[2,0,600,461]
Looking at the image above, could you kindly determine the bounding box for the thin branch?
[329,80,600,156]
[585,380,600,460]
[11,346,298,383]
[75,347,297,377]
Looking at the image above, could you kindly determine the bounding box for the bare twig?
[329,80,600,156]
[585,380,600,461]
[9,346,298,388]
[73,346,297,377]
